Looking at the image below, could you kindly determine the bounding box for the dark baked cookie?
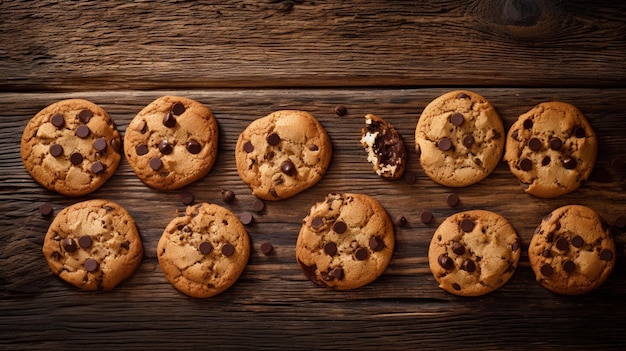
[415,90,504,187]
[42,199,143,290]
[124,96,218,190]
[504,102,597,198]
[157,203,250,298]
[296,193,395,290]
[360,113,406,179]
[528,205,615,295]
[428,210,521,296]
[21,99,122,196]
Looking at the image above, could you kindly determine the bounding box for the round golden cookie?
[235,110,332,200]
[415,90,504,187]
[428,210,521,296]
[295,193,395,290]
[504,102,597,198]
[528,205,616,295]
[124,96,218,190]
[157,203,250,298]
[42,199,143,290]
[20,99,122,196]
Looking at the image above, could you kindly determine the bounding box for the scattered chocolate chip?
[333,221,347,234]
[437,137,452,151]
[563,260,576,274]
[614,216,626,229]
[355,247,369,260]
[462,260,476,272]
[91,161,105,174]
[75,125,90,139]
[512,240,520,251]
[452,283,461,291]
[574,127,586,138]
[136,144,148,156]
[93,138,107,152]
[369,236,384,251]
[221,189,235,203]
[395,215,408,227]
[555,237,569,251]
[62,238,77,252]
[84,258,99,272]
[311,217,324,229]
[186,140,201,154]
[199,242,213,254]
[563,157,577,170]
[40,203,53,217]
[163,112,176,128]
[446,193,460,207]
[243,141,254,153]
[452,243,465,255]
[266,133,281,146]
[309,144,319,151]
[149,157,162,170]
[528,138,541,151]
[78,109,93,123]
[549,137,562,150]
[171,102,186,115]
[571,235,584,248]
[450,112,464,126]
[78,235,92,249]
[110,139,121,153]
[438,254,454,270]
[334,105,347,116]
[519,158,532,171]
[420,210,433,224]
[600,249,613,261]
[403,171,417,184]
[280,160,296,176]
[240,212,254,225]
[69,152,83,165]
[541,156,551,166]
[51,114,65,128]
[540,263,553,276]
[221,243,235,256]
[180,191,194,205]
[252,198,265,212]
[460,218,475,232]
[50,144,63,157]
[260,242,273,255]
[523,119,533,129]
[324,242,337,256]
[462,135,475,148]
[331,267,344,280]
[158,140,173,155]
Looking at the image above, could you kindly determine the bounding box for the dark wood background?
[1,1,625,350]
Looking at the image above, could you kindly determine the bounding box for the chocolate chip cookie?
[157,203,250,298]
[428,210,521,296]
[21,99,122,196]
[124,96,218,190]
[42,199,143,290]
[415,90,504,187]
[360,113,406,179]
[504,102,597,198]
[296,193,395,290]
[528,205,615,295]
[235,110,332,200]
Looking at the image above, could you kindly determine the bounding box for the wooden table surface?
[1,1,625,349]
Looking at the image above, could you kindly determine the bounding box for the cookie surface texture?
[235,110,332,200]
[504,102,597,198]
[528,205,615,295]
[428,210,521,296]
[124,96,218,190]
[360,113,406,179]
[42,199,143,290]
[296,193,395,290]
[415,90,504,187]
[20,99,122,196]
[157,202,250,298]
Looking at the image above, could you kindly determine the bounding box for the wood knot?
[500,0,541,26]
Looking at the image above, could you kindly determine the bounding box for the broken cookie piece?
[360,114,406,179]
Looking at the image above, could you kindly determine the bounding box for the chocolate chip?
[260,242,273,255]
[84,258,99,272]
[462,135,475,148]
[519,158,532,171]
[334,105,347,116]
[563,157,577,170]
[540,264,553,276]
[523,119,533,129]
[110,139,121,153]
[452,283,461,291]
[199,242,213,254]
[244,141,254,153]
[180,191,194,205]
[221,243,235,256]
[542,249,551,258]
[69,152,83,165]
[136,144,149,156]
[324,242,337,256]
[450,112,464,126]
[93,138,107,152]
[76,125,90,139]
[51,113,65,128]
[600,249,613,261]
[158,140,173,155]
[252,198,265,212]
[186,140,201,154]
[456,92,470,99]
[266,133,281,146]
[40,203,53,217]
[78,235,92,249]
[452,243,465,255]
[78,109,93,123]
[91,161,105,174]
[309,144,319,151]
[549,137,562,150]
[462,260,476,272]
[331,267,344,280]
[221,189,235,203]
[139,121,148,134]
[240,212,254,225]
[574,127,586,138]
[563,260,576,274]
[369,236,384,251]
[437,137,452,151]
[395,215,407,227]
[62,238,77,252]
[571,235,584,248]
[311,217,324,229]
[333,220,347,234]
[163,112,176,128]
[420,210,433,224]
[541,156,551,166]
[355,247,369,260]
[403,171,417,184]
[438,254,454,270]
[555,237,569,251]
[460,218,475,232]
[270,188,279,198]
[149,157,162,170]
[280,160,296,176]
[528,137,541,151]
[512,240,520,251]
[171,102,186,115]
[50,144,63,157]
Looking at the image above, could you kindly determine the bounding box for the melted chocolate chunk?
[50,144,63,157]
[369,236,384,251]
[330,267,344,280]
[438,254,454,270]
[51,114,65,128]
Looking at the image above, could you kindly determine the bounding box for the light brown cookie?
[235,110,332,201]
[21,99,122,196]
[42,199,143,290]
[504,102,597,198]
[157,202,250,298]
[428,210,521,296]
[296,193,395,290]
[124,96,218,190]
[528,205,615,295]
[415,90,504,187]
[360,113,406,179]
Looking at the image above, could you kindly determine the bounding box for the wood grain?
[1,88,625,349]
[1,0,625,91]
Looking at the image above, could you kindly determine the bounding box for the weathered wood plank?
[1,0,625,91]
[1,88,625,349]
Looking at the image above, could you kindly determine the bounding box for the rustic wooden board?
[1,88,625,349]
